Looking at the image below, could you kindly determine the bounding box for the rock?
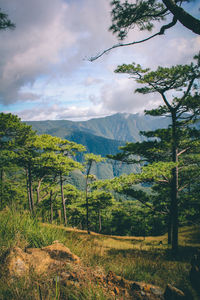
[131,282,142,291]
[106,270,121,284]
[130,281,164,299]
[150,287,164,297]
[5,244,177,300]
[113,286,119,295]
[42,242,80,263]
[5,243,80,278]
[164,284,185,300]
[106,270,163,299]
[5,247,29,277]
[25,248,56,274]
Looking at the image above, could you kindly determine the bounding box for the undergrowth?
[0,208,67,255]
[0,208,199,299]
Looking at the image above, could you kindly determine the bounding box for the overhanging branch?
[89,17,177,61]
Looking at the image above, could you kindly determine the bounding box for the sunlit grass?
[50,223,199,298]
[0,209,199,299]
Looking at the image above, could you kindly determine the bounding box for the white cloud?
[18,103,111,121]
[83,77,103,86]
[0,0,198,120]
[0,0,113,104]
[0,0,77,103]
[100,77,162,114]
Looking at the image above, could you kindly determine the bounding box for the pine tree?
[109,55,200,253]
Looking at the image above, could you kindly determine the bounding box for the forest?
[1,52,200,252]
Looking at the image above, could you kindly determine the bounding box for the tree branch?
[89,17,177,61]
[176,76,196,110]
[41,192,50,200]
[178,183,188,192]
[160,92,172,111]
[177,147,190,157]
[163,0,200,35]
[136,197,168,215]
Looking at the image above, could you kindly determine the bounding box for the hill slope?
[27,113,170,143]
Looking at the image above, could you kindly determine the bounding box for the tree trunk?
[0,169,4,209]
[171,111,179,254]
[98,209,102,232]
[85,175,90,234]
[85,166,91,234]
[28,163,34,213]
[167,213,172,245]
[85,162,92,234]
[26,168,32,212]
[49,190,53,224]
[36,178,43,204]
[60,172,67,226]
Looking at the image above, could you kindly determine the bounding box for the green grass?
[0,209,199,299]
[0,274,108,300]
[0,208,67,254]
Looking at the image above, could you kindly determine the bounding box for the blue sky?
[0,0,199,121]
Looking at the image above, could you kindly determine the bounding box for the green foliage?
[109,0,200,41]
[1,109,199,241]
[0,208,198,299]
[112,55,200,253]
[0,8,15,30]
[110,0,166,40]
[84,153,105,165]
[0,113,35,153]
[28,113,172,179]
[0,209,67,253]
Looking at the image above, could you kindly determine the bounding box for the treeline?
[0,113,160,237]
[0,108,200,243]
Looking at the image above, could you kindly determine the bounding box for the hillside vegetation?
[0,209,199,299]
[27,113,170,179]
[1,108,199,298]
[27,113,170,143]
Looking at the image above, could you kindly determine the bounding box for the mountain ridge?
[26,113,170,179]
[27,112,170,142]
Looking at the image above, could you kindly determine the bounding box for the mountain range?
[27,113,170,179]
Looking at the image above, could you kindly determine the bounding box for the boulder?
[5,242,80,278]
[5,247,29,277]
[25,248,56,274]
[41,241,80,263]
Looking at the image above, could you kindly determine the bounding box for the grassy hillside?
[0,209,199,299]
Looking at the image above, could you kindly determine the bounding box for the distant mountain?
[27,113,170,142]
[26,113,169,179]
[71,113,170,142]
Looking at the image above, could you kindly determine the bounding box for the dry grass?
[40,223,200,299]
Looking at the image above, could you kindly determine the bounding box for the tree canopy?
[0,8,15,30]
[108,55,200,252]
[90,0,200,61]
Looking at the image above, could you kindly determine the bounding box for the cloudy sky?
[0,0,199,121]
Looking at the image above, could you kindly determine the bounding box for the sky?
[0,0,199,121]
